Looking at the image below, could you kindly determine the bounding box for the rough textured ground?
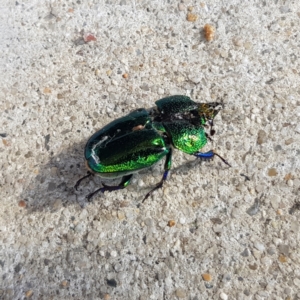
[1,0,300,299]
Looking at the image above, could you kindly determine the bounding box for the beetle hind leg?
[86,174,133,201]
[142,149,172,202]
[194,150,231,167]
[74,171,92,190]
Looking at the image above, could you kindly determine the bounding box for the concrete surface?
[0,0,300,299]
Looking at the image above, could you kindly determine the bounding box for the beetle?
[75,95,231,201]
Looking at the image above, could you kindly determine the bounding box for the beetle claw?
[142,181,164,202]
[86,187,105,201]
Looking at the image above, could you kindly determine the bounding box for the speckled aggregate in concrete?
[0,0,300,299]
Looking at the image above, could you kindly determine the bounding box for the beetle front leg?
[143,148,172,202]
[86,174,133,201]
[194,150,231,167]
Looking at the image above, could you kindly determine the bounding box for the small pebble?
[74,223,85,233]
[293,278,300,288]
[261,256,272,267]
[103,294,111,300]
[179,217,186,224]
[137,179,145,187]
[285,138,294,145]
[267,247,276,255]
[220,48,230,58]
[279,254,287,263]
[284,173,293,181]
[2,139,11,147]
[252,249,262,260]
[233,37,243,47]
[284,287,292,295]
[274,144,282,151]
[244,41,253,49]
[25,290,33,298]
[241,248,250,257]
[61,280,69,287]
[210,218,222,224]
[18,200,26,208]
[43,87,51,94]
[168,220,176,227]
[225,141,231,150]
[249,263,258,270]
[213,224,223,233]
[257,129,267,144]
[270,195,280,210]
[294,124,300,134]
[246,199,260,216]
[204,24,215,41]
[254,242,265,252]
[175,288,186,298]
[106,279,117,287]
[202,273,212,281]
[291,221,299,232]
[219,292,228,300]
[111,250,117,257]
[158,88,165,95]
[186,13,198,22]
[271,220,279,229]
[280,6,290,13]
[222,274,231,282]
[114,263,122,272]
[278,244,289,256]
[273,238,283,246]
[178,3,185,11]
[83,33,97,42]
[268,168,278,177]
[52,199,62,210]
[79,209,88,220]
[144,218,153,227]
[117,211,125,220]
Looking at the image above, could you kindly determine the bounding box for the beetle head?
[197,102,223,136]
[197,102,223,124]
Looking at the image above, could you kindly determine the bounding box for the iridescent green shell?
[85,108,169,178]
[162,121,207,154]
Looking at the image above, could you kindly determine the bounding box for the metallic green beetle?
[75,95,230,201]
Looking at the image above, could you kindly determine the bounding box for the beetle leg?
[74,171,92,190]
[209,120,216,136]
[205,132,213,142]
[86,174,133,201]
[143,148,172,202]
[194,150,231,167]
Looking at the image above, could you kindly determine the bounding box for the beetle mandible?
[75,95,231,201]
